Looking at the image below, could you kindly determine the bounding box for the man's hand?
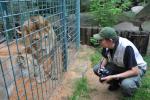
[100,58,107,68]
[101,75,116,83]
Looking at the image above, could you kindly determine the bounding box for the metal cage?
[0,0,80,99]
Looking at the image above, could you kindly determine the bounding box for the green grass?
[143,55,150,67]
[90,48,102,67]
[69,48,102,100]
[69,77,90,100]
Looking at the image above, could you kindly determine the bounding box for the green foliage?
[69,77,90,100]
[90,48,102,67]
[90,37,99,47]
[90,0,132,26]
[143,55,150,67]
[80,0,91,12]
[90,36,102,67]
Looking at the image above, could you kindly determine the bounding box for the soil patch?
[49,45,122,100]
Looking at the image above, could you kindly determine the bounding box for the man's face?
[99,39,112,48]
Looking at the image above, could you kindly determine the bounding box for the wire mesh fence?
[0,0,80,100]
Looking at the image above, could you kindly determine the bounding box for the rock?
[141,20,150,32]
[131,6,144,14]
[136,3,150,21]
[114,22,139,32]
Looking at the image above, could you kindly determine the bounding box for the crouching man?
[93,27,147,97]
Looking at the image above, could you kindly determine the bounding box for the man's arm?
[112,66,139,79]
[100,57,108,68]
[101,46,140,82]
[101,66,140,82]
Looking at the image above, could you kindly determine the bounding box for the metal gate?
[0,0,80,100]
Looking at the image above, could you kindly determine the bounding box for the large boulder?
[114,21,139,32]
[131,6,144,14]
[135,3,150,22]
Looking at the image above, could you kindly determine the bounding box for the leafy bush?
[90,0,132,26]
[90,37,99,47]
[80,0,91,12]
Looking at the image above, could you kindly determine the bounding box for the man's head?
[93,27,117,40]
[93,27,118,48]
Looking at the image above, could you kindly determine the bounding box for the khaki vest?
[107,37,147,70]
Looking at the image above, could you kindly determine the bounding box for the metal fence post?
[0,0,80,99]
[61,0,68,71]
[0,59,9,100]
[76,0,80,49]
[0,0,13,41]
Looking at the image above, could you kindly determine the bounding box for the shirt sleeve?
[124,46,137,69]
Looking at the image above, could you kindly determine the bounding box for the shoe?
[108,84,119,91]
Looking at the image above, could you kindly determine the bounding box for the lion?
[0,15,58,99]
[21,16,56,54]
[21,15,57,80]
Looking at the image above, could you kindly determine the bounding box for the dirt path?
[50,45,122,100]
[86,69,122,100]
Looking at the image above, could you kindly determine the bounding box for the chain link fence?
[0,0,80,99]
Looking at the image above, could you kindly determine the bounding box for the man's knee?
[120,78,138,96]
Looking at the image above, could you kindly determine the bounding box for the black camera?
[98,68,111,82]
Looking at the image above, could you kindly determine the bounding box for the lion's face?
[22,16,51,54]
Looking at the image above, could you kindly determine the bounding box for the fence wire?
[0,0,80,100]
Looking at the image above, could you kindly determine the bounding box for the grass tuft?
[90,48,102,67]
[69,77,90,100]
